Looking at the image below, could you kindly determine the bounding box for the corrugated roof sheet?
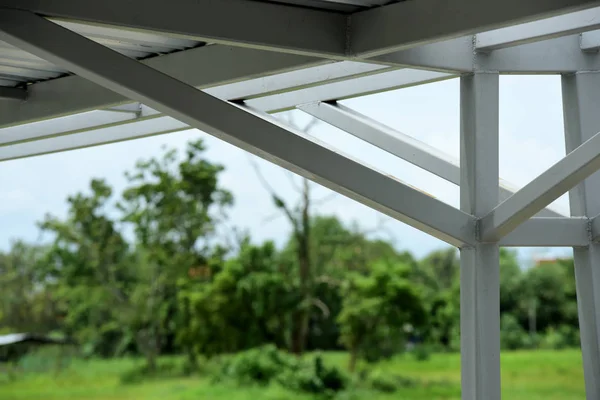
[0,0,405,88]
[262,0,396,12]
[0,20,203,87]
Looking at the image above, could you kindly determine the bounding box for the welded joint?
[464,216,481,249]
[590,214,600,242]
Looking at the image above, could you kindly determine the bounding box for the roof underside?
[0,20,203,87]
[0,0,598,158]
[0,0,405,89]
[0,0,598,245]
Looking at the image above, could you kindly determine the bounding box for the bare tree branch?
[315,275,342,287]
[310,297,330,318]
[248,155,300,233]
[312,192,338,207]
[285,171,304,194]
[302,117,320,134]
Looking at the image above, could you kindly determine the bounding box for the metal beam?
[0,85,26,101]
[349,0,600,57]
[0,68,445,157]
[499,217,590,247]
[299,101,565,218]
[459,73,501,400]
[562,72,600,400]
[371,37,474,73]
[0,62,389,146]
[210,61,389,101]
[299,101,460,182]
[0,0,348,58]
[476,6,600,50]
[475,35,600,73]
[0,45,328,129]
[0,10,477,247]
[0,115,189,161]
[480,129,600,242]
[245,69,454,113]
[592,214,600,241]
[581,30,600,51]
[0,107,158,145]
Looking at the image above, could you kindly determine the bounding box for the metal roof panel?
[0,19,203,87]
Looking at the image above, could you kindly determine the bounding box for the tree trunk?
[291,179,313,355]
[291,233,311,355]
[146,348,157,372]
[348,347,358,372]
[136,329,159,372]
[187,348,197,368]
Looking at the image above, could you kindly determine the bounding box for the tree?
[416,248,459,293]
[183,240,296,356]
[518,260,577,335]
[499,249,522,317]
[0,241,59,335]
[414,248,459,349]
[250,116,334,355]
[337,261,427,372]
[40,179,133,358]
[118,139,233,366]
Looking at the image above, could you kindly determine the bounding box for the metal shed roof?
[2,1,600,398]
[0,20,202,87]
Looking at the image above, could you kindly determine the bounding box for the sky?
[0,75,574,263]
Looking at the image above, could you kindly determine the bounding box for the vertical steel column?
[562,72,600,400]
[460,73,501,400]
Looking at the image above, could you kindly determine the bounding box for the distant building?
[532,257,570,267]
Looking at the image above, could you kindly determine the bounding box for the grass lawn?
[0,350,585,400]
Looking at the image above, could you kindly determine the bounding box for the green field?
[0,350,585,400]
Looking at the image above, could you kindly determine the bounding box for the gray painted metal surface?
[0,9,477,247]
[0,46,327,129]
[562,72,600,400]
[299,101,565,218]
[481,128,600,241]
[499,217,590,247]
[0,85,25,100]
[459,73,501,400]
[475,6,600,50]
[349,0,600,57]
[0,18,201,87]
[3,1,600,398]
[0,0,349,58]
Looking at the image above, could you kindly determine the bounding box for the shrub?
[213,344,297,386]
[366,369,418,393]
[501,314,532,350]
[539,326,579,350]
[213,346,347,396]
[411,344,431,361]
[277,355,347,396]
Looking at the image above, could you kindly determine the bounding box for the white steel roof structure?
[1,0,600,398]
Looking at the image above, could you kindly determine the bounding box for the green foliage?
[214,345,297,386]
[213,345,347,396]
[0,241,58,335]
[338,261,427,369]
[411,345,432,362]
[184,241,295,356]
[0,135,587,379]
[0,350,588,400]
[277,354,347,396]
[501,314,534,351]
[366,369,418,393]
[539,325,580,350]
